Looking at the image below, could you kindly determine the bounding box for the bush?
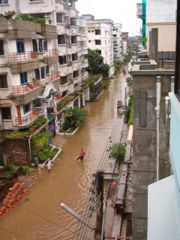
[31,131,50,152]
[15,14,46,24]
[37,146,56,162]
[110,143,126,166]
[21,165,30,175]
[62,107,87,131]
[5,163,18,177]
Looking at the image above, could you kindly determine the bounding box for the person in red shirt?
[77,148,86,161]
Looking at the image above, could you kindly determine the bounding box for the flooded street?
[0,73,125,240]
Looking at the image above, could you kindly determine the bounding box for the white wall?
[147,0,177,23]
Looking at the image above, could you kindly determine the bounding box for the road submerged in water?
[0,73,126,240]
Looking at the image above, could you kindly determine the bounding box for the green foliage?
[15,13,46,24]
[114,61,122,75]
[126,76,133,87]
[110,143,126,166]
[5,163,18,177]
[37,146,58,162]
[31,131,50,152]
[0,116,47,139]
[124,96,134,125]
[57,96,75,111]
[87,49,110,78]
[62,107,87,131]
[102,79,111,90]
[21,165,30,175]
[123,53,132,65]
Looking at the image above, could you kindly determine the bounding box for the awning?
[42,83,57,99]
[148,175,180,240]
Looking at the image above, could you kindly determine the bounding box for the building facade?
[0,0,89,133]
[122,32,129,56]
[82,15,115,77]
[113,23,123,61]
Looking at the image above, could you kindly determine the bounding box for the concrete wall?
[131,64,174,239]
[147,0,177,23]
[0,138,30,165]
[147,23,176,52]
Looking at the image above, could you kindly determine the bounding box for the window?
[23,103,31,114]
[20,72,28,85]
[0,40,4,55]
[0,75,8,88]
[35,69,40,80]
[1,108,11,120]
[70,18,76,26]
[43,39,48,51]
[73,71,79,78]
[16,40,25,53]
[0,0,8,4]
[58,35,66,44]
[95,29,101,35]
[95,40,101,45]
[56,13,63,23]
[59,56,67,65]
[33,99,41,108]
[39,39,43,52]
[46,66,49,75]
[32,39,38,52]
[72,53,78,61]
[41,67,45,79]
[71,36,77,44]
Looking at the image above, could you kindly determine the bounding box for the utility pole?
[94,171,104,240]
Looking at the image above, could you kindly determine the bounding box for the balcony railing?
[12,80,41,95]
[44,49,58,58]
[46,72,60,84]
[8,51,38,63]
[16,108,44,126]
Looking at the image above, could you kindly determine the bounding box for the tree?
[62,107,87,131]
[110,143,126,166]
[87,49,110,78]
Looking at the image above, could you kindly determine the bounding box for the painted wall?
[147,23,176,52]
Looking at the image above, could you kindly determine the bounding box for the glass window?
[46,66,49,75]
[41,67,45,79]
[39,39,43,52]
[1,108,11,120]
[23,103,31,114]
[0,0,8,4]
[35,69,40,80]
[16,40,25,53]
[0,40,4,55]
[59,56,67,65]
[32,39,38,52]
[95,29,101,35]
[44,39,48,51]
[20,72,28,85]
[95,40,101,45]
[0,75,8,88]
[56,13,63,23]
[58,35,66,44]
[72,53,78,61]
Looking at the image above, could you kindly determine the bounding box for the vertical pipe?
[156,76,161,181]
[171,76,175,92]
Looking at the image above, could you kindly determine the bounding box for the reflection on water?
[0,74,125,240]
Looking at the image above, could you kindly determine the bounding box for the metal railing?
[16,107,44,126]
[44,49,58,58]
[8,51,38,63]
[12,80,41,95]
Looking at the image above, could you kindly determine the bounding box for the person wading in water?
[76,148,86,161]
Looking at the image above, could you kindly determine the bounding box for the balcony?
[16,107,44,127]
[46,72,60,84]
[8,51,38,63]
[12,80,41,95]
[43,49,58,58]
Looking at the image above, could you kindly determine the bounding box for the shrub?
[21,165,30,175]
[110,143,126,166]
[5,163,18,177]
[31,131,50,152]
[37,146,56,161]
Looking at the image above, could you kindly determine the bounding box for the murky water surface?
[0,74,125,240]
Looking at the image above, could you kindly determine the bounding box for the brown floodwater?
[0,73,125,240]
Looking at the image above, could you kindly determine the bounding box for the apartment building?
[113,23,123,61]
[0,0,89,133]
[122,32,129,56]
[82,15,115,77]
[0,17,59,131]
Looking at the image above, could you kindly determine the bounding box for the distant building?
[113,23,123,61]
[122,32,129,56]
[82,15,115,77]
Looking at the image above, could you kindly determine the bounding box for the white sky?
[76,0,142,36]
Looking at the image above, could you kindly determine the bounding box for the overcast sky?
[76,0,142,36]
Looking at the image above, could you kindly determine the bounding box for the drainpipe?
[171,76,175,92]
[156,76,161,181]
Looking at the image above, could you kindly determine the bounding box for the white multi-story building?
[0,0,89,132]
[82,15,115,77]
[122,32,129,56]
[113,23,123,61]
